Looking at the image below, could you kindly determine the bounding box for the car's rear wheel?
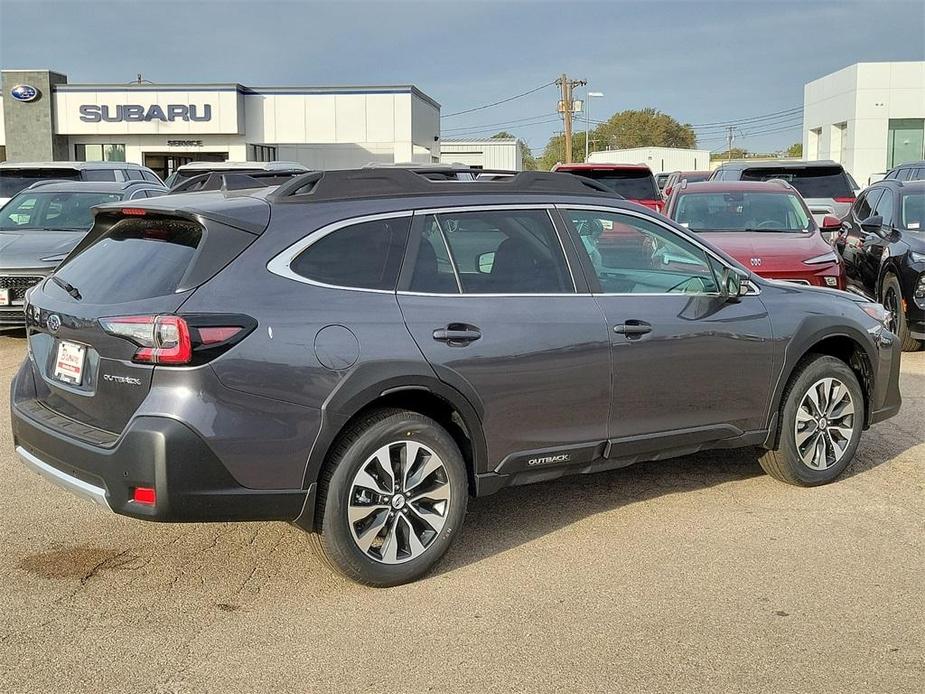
[311,408,467,586]
[759,355,864,486]
[881,274,922,352]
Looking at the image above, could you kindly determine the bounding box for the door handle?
[433,324,481,345]
[614,320,652,337]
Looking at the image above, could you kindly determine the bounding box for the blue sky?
[2,0,923,155]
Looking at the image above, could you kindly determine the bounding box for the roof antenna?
[130,73,154,85]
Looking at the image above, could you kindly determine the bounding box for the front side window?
[854,191,878,221]
[290,217,411,290]
[900,192,924,230]
[566,209,719,295]
[0,192,122,231]
[673,192,811,233]
[874,191,894,225]
[409,209,573,295]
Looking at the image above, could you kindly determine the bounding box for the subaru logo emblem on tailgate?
[10,84,39,102]
[46,314,61,333]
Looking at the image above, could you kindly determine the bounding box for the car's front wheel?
[312,408,468,586]
[759,355,865,486]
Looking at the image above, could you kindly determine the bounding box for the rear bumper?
[11,401,307,523]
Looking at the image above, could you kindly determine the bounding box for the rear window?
[0,168,80,198]
[54,218,203,303]
[290,217,411,290]
[740,166,853,198]
[565,169,659,200]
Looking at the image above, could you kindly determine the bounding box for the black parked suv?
[883,160,925,182]
[837,179,925,351]
[11,169,902,586]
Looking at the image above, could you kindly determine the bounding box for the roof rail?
[268,168,618,203]
[168,169,307,194]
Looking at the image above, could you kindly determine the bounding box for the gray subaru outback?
[10,169,902,586]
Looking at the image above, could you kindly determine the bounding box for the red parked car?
[553,163,664,213]
[664,180,846,289]
[662,170,711,199]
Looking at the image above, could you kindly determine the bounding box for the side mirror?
[821,214,842,231]
[720,267,748,302]
[477,251,495,274]
[860,215,884,235]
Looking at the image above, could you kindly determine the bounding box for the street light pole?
[586,91,603,162]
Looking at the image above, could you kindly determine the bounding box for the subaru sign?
[10,84,39,102]
[79,104,212,123]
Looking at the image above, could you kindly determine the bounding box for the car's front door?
[840,189,882,295]
[559,205,775,456]
[857,188,896,296]
[397,205,612,475]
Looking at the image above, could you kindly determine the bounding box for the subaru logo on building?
[10,84,39,102]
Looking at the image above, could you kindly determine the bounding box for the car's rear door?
[397,205,612,475]
[559,205,774,455]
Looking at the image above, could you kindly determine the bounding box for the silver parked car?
[0,160,163,208]
[710,160,857,238]
[0,179,167,327]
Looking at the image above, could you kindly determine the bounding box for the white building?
[439,138,523,170]
[587,146,712,172]
[1,69,441,180]
[803,61,925,186]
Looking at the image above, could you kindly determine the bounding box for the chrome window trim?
[429,213,464,294]
[557,203,762,298]
[266,210,414,295]
[413,205,577,295]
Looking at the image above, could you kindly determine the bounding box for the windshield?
[567,169,659,199]
[901,192,925,230]
[0,168,81,198]
[674,191,812,232]
[0,191,122,231]
[740,166,853,199]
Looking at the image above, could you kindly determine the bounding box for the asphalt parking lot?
[0,332,922,694]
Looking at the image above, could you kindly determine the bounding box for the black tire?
[759,355,865,486]
[881,274,922,352]
[311,408,468,587]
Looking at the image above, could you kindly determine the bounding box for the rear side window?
[54,218,203,303]
[81,169,117,182]
[290,217,411,290]
[409,209,573,294]
[142,171,162,183]
[913,168,925,181]
[125,169,144,181]
[740,166,852,198]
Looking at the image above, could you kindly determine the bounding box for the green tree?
[787,142,803,157]
[711,147,749,161]
[491,131,538,171]
[592,108,696,150]
[537,131,589,170]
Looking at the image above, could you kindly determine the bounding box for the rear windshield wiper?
[51,275,81,300]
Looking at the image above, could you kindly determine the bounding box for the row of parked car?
[553,159,925,351]
[7,159,905,586]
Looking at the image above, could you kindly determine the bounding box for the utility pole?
[725,125,736,161]
[557,74,586,163]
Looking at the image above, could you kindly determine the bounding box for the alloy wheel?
[347,441,451,564]
[794,377,856,471]
[883,287,899,335]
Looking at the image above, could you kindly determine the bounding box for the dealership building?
[803,61,925,187]
[0,69,442,180]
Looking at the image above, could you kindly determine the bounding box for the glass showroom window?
[75,144,126,162]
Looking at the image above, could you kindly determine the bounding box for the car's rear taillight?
[99,314,254,365]
[833,196,856,203]
[100,315,192,364]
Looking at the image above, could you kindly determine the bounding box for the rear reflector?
[132,486,156,505]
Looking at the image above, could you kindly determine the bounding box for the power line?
[687,106,803,128]
[442,117,563,138]
[441,81,556,119]
[442,112,559,133]
[694,113,803,134]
